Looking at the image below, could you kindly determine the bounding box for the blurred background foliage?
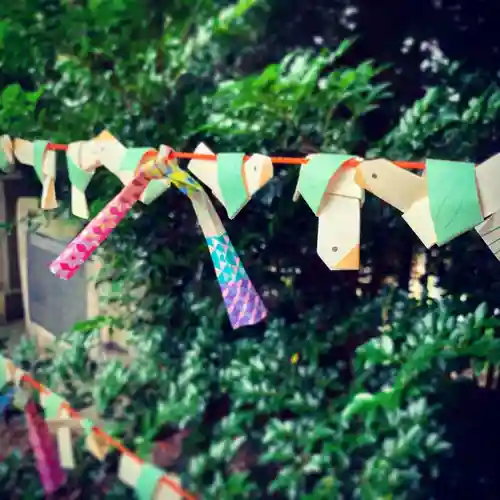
[2,0,500,498]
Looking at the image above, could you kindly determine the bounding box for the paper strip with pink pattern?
[50,175,149,280]
[25,399,67,494]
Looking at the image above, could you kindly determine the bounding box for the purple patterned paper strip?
[220,278,268,329]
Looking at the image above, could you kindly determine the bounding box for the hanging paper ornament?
[11,138,58,209]
[189,188,268,328]
[49,148,176,280]
[66,141,99,219]
[294,154,364,270]
[187,143,273,219]
[41,392,75,469]
[25,399,67,494]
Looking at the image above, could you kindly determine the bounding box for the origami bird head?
[242,153,274,196]
[86,130,127,178]
[354,159,426,212]
[71,140,104,172]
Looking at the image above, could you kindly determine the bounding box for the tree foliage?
[2,0,500,498]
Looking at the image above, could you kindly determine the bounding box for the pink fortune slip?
[50,175,148,279]
[25,400,66,494]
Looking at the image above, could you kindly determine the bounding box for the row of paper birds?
[1,131,499,270]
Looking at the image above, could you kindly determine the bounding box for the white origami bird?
[294,154,364,270]
[66,141,101,219]
[82,130,173,204]
[187,143,273,218]
[353,155,497,248]
[13,138,58,209]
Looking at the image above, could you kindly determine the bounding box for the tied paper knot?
[137,145,177,180]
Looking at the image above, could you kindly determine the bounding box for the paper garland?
[47,136,268,329]
[355,155,500,258]
[2,131,500,273]
[0,355,190,499]
[294,154,364,270]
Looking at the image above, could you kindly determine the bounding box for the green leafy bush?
[3,1,500,498]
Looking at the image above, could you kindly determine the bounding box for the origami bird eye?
[371,173,378,179]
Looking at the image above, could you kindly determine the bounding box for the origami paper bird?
[41,392,75,469]
[83,130,200,202]
[0,134,15,172]
[66,141,102,219]
[13,138,58,209]
[187,143,273,219]
[293,154,364,270]
[354,156,494,248]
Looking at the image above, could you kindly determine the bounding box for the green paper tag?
[217,153,247,218]
[33,140,49,183]
[0,148,9,172]
[41,392,64,419]
[135,463,164,500]
[426,159,483,245]
[81,418,94,435]
[67,153,93,191]
[0,355,7,391]
[297,154,353,214]
[119,148,152,174]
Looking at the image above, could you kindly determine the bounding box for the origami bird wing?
[475,153,500,218]
[66,141,98,219]
[476,209,500,261]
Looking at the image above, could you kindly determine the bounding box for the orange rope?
[45,142,425,169]
[174,152,425,169]
[20,373,196,499]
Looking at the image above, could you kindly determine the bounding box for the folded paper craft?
[187,143,273,218]
[13,138,58,209]
[294,153,364,270]
[0,354,16,389]
[0,356,188,499]
[50,147,176,280]
[41,392,75,469]
[25,399,67,494]
[51,136,267,329]
[83,130,177,204]
[66,141,101,219]
[475,210,500,261]
[118,454,182,499]
[354,157,485,247]
[188,187,268,328]
[0,134,14,171]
